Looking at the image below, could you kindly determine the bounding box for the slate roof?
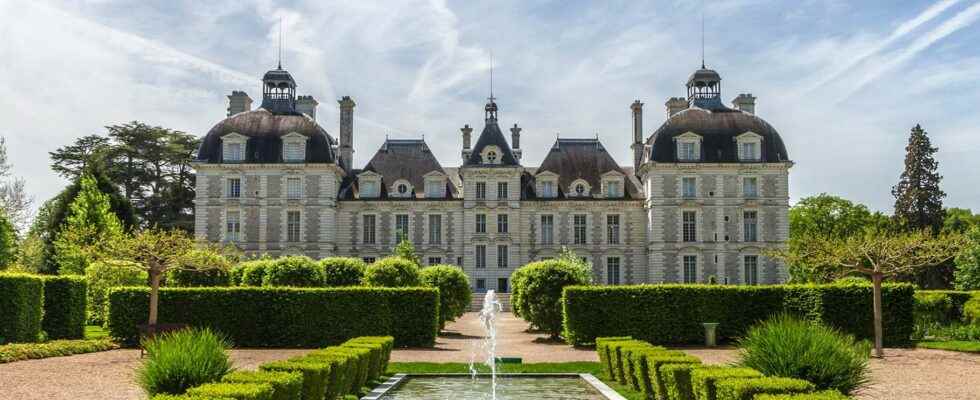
[464,120,520,166]
[532,138,642,199]
[353,139,458,199]
[196,108,337,164]
[644,106,790,163]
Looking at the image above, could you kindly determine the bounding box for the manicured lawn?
[84,326,108,340]
[917,340,980,354]
[387,362,645,400]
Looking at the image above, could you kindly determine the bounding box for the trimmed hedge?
[222,371,302,400]
[715,377,815,400]
[239,260,275,287]
[691,367,764,400]
[107,287,439,347]
[641,352,702,400]
[0,338,118,363]
[915,290,977,322]
[595,336,633,380]
[363,257,421,287]
[662,363,701,400]
[41,276,87,340]
[419,265,471,329]
[152,395,235,400]
[260,360,329,400]
[320,257,367,287]
[755,391,849,400]
[0,274,44,344]
[186,382,274,400]
[264,256,322,287]
[563,283,915,346]
[302,350,358,399]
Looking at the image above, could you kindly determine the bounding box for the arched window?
[397,183,408,194]
[575,184,586,196]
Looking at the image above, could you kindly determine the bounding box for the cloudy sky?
[2,0,979,213]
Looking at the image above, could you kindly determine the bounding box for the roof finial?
[489,51,495,103]
[278,17,283,70]
[700,0,706,69]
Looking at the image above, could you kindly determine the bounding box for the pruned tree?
[769,229,965,357]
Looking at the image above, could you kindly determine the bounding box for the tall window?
[682,211,697,242]
[743,177,759,198]
[497,245,509,268]
[476,245,487,268]
[428,215,442,244]
[573,214,587,244]
[475,182,486,199]
[395,214,410,242]
[606,181,621,198]
[476,278,486,292]
[362,215,376,244]
[541,181,555,198]
[744,255,759,285]
[497,182,508,200]
[683,255,697,283]
[541,215,554,244]
[224,142,243,162]
[286,177,302,199]
[606,257,621,285]
[287,211,301,242]
[743,211,758,242]
[225,211,240,242]
[682,177,697,198]
[607,215,620,245]
[475,214,487,234]
[361,181,378,198]
[740,142,759,161]
[428,257,442,266]
[284,141,303,162]
[227,178,241,198]
[426,180,442,198]
[497,214,509,234]
[679,141,697,161]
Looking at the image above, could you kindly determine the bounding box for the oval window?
[397,184,408,194]
[486,151,497,163]
[575,184,586,195]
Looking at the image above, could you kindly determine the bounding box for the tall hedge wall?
[563,283,914,347]
[107,287,439,348]
[0,274,44,344]
[41,276,87,340]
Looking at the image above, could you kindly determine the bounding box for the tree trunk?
[872,272,884,358]
[148,269,162,326]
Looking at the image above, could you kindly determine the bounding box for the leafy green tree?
[954,226,980,290]
[49,134,111,178]
[0,210,17,268]
[892,124,946,232]
[943,208,979,234]
[110,228,199,327]
[53,174,125,275]
[393,239,422,266]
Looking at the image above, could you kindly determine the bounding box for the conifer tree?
[0,210,17,268]
[892,124,946,232]
[53,174,125,275]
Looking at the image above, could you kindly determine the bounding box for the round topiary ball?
[363,257,422,287]
[320,257,367,287]
[510,259,592,339]
[263,256,323,287]
[420,265,471,329]
[238,259,275,287]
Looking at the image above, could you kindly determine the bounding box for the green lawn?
[917,340,980,353]
[387,362,645,400]
[84,325,108,340]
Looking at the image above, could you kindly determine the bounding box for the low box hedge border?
[754,390,850,400]
[222,370,303,400]
[186,382,275,400]
[41,276,87,340]
[715,376,815,400]
[691,366,765,400]
[0,338,118,363]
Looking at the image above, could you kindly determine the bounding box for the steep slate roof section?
[196,108,337,164]
[359,139,458,198]
[534,138,642,199]
[464,120,520,166]
[645,107,789,163]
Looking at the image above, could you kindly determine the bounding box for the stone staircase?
[470,292,512,312]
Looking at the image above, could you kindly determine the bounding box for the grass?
[917,340,980,353]
[85,325,108,339]
[387,362,645,400]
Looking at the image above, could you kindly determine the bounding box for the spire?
[485,52,498,121]
[277,17,283,70]
[700,0,705,69]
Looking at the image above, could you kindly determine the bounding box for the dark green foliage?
[755,391,850,400]
[239,260,275,287]
[965,295,980,325]
[151,394,236,400]
[344,336,394,373]
[363,257,421,287]
[186,382,274,400]
[511,259,591,338]
[40,276,87,340]
[715,377,815,400]
[736,315,870,395]
[167,249,232,287]
[691,367,764,400]
[562,283,915,347]
[320,257,366,287]
[136,328,233,396]
[341,342,383,383]
[107,287,439,347]
[419,265,471,329]
[319,346,370,394]
[392,239,422,266]
[260,359,329,400]
[84,260,147,325]
[0,274,43,343]
[222,370,302,400]
[912,291,973,336]
[893,124,946,233]
[635,350,700,399]
[0,211,16,268]
[955,226,980,290]
[263,256,322,287]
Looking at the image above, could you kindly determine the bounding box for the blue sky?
[2,0,980,213]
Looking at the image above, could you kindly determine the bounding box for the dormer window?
[674,132,702,162]
[570,179,591,198]
[357,171,381,198]
[221,133,247,163]
[536,171,559,198]
[736,132,763,162]
[390,179,413,198]
[480,145,502,165]
[226,143,243,162]
[576,184,585,195]
[542,181,556,198]
[601,171,625,199]
[487,151,497,163]
[282,132,308,163]
[397,183,408,194]
[423,171,447,199]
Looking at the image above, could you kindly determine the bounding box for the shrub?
[260,359,329,400]
[342,341,383,383]
[167,248,232,287]
[0,273,43,343]
[363,257,421,287]
[314,346,370,395]
[755,391,850,400]
[662,363,701,400]
[229,263,248,286]
[345,336,394,372]
[0,338,117,363]
[320,257,366,287]
[108,287,439,347]
[186,382,274,400]
[239,260,275,287]
[263,256,322,287]
[419,265,471,329]
[151,394,237,400]
[964,295,980,325]
[136,328,234,396]
[562,283,915,347]
[595,336,633,380]
[222,370,302,400]
[85,260,147,325]
[41,275,87,340]
[302,350,357,399]
[715,377,815,400]
[632,348,700,399]
[691,367,763,400]
[510,259,591,338]
[736,314,870,395]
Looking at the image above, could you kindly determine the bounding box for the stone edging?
[360,373,627,399]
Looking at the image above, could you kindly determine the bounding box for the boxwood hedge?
[0,274,44,344]
[563,283,914,346]
[107,287,438,347]
[41,276,87,340]
[715,376,815,400]
[755,391,849,400]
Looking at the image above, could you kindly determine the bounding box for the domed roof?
[645,107,790,163]
[262,68,295,84]
[687,68,721,86]
[196,108,337,164]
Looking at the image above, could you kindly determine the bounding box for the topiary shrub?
[222,370,302,400]
[510,259,591,339]
[263,256,322,287]
[136,328,233,396]
[419,265,471,329]
[186,382,274,400]
[320,257,366,287]
[363,257,421,287]
[41,275,87,340]
[715,376,815,400]
[239,259,274,287]
[167,248,232,287]
[691,366,764,400]
[260,359,330,400]
[736,314,870,395]
[755,390,852,400]
[84,260,147,325]
[964,295,980,325]
[0,273,44,343]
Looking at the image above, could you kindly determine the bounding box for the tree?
[943,208,979,234]
[0,210,17,268]
[954,226,980,290]
[110,228,199,327]
[892,124,946,232]
[0,137,34,233]
[393,239,422,266]
[53,174,125,275]
[49,134,111,178]
[769,229,965,357]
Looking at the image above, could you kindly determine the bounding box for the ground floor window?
[683,255,697,283]
[497,278,509,293]
[363,257,376,264]
[428,257,442,266]
[476,278,487,292]
[606,257,621,285]
[476,245,487,268]
[744,255,759,285]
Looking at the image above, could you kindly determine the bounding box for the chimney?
[631,100,644,172]
[296,95,319,120]
[338,96,356,170]
[510,123,522,161]
[461,124,473,161]
[665,97,688,118]
[732,93,757,114]
[227,91,252,116]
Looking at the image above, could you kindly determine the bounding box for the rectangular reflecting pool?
[365,374,626,400]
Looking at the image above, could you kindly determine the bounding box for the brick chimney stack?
[227,91,252,116]
[338,96,356,170]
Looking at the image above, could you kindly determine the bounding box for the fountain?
[470,290,504,399]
